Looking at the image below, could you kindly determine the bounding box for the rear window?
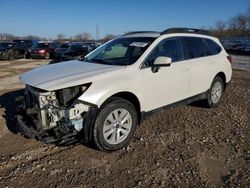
[204,39,222,55]
[183,37,207,59]
[60,44,70,48]
[70,45,88,51]
[34,43,49,49]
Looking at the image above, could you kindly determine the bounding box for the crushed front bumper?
[16,105,98,145]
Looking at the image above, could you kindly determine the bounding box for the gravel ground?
[0,58,249,188]
[231,55,250,71]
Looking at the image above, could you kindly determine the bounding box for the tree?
[101,34,116,42]
[235,14,248,35]
[56,34,65,41]
[0,33,16,41]
[214,21,226,37]
[228,17,237,33]
[246,6,250,31]
[74,32,92,41]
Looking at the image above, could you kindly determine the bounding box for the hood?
[20,60,125,91]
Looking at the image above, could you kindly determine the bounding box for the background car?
[0,42,14,60]
[31,42,57,59]
[221,39,250,55]
[53,42,72,61]
[82,42,98,51]
[13,39,37,58]
[0,41,32,60]
[244,45,250,55]
[61,43,90,61]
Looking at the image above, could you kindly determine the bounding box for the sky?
[0,0,249,39]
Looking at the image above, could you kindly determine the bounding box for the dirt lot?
[0,58,249,188]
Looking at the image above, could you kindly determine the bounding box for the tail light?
[39,49,46,53]
[227,55,232,63]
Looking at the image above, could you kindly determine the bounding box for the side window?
[132,46,143,57]
[49,43,55,48]
[184,37,207,59]
[145,38,184,67]
[14,43,25,49]
[204,39,222,55]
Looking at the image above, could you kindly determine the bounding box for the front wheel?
[206,76,224,108]
[93,97,138,151]
[8,51,15,60]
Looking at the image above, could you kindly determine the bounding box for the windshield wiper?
[78,56,86,61]
[90,58,113,65]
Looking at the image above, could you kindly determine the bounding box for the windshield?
[32,43,50,49]
[85,37,155,65]
[0,43,13,48]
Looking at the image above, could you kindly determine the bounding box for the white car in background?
[17,28,232,151]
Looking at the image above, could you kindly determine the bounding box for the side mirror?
[154,56,172,66]
[151,56,172,73]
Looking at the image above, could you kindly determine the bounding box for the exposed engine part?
[24,85,89,131]
[56,86,82,107]
[71,119,84,131]
[65,103,89,131]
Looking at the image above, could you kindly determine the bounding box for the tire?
[45,53,50,60]
[8,51,15,61]
[93,97,138,151]
[24,52,31,59]
[206,76,224,108]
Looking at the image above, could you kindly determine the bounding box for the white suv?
[17,28,232,151]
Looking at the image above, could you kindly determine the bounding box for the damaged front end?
[16,84,97,145]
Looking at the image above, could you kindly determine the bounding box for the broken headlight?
[56,83,91,107]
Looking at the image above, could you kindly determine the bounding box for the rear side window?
[183,37,207,59]
[204,39,222,55]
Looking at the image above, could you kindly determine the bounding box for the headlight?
[56,83,91,107]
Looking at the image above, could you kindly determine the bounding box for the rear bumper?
[16,105,98,145]
[31,53,46,59]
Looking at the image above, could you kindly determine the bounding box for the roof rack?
[161,28,211,36]
[123,31,159,36]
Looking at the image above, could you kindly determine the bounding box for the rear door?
[182,37,214,97]
[183,37,221,96]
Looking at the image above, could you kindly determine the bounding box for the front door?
[141,37,190,112]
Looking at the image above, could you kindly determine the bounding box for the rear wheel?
[45,53,50,60]
[24,52,31,59]
[207,76,224,108]
[93,97,138,151]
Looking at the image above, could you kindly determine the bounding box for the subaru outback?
[17,28,232,151]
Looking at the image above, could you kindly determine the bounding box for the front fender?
[77,70,144,110]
